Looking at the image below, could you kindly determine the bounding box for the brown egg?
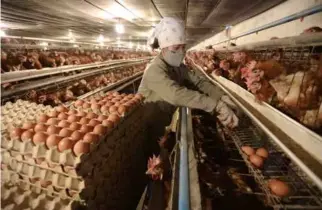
[97,115,108,122]
[91,103,101,110]
[57,112,68,120]
[80,125,94,133]
[22,122,35,130]
[10,128,25,139]
[115,95,123,100]
[241,146,255,156]
[256,148,269,159]
[58,138,74,152]
[68,109,78,115]
[117,105,127,115]
[33,132,48,145]
[70,130,84,141]
[93,125,108,135]
[46,134,62,148]
[127,94,134,99]
[56,105,68,113]
[90,98,98,104]
[77,111,87,117]
[100,105,109,113]
[40,180,52,187]
[69,122,82,131]
[112,92,120,97]
[59,128,73,138]
[135,93,144,101]
[102,120,114,129]
[79,117,90,125]
[104,101,114,107]
[82,103,91,109]
[21,130,35,141]
[47,125,61,135]
[88,119,100,127]
[34,124,48,132]
[38,114,49,123]
[111,98,119,103]
[114,102,121,107]
[249,154,264,168]
[74,100,84,107]
[47,118,60,125]
[67,115,81,123]
[268,179,290,197]
[73,141,90,156]
[108,114,120,124]
[109,106,118,114]
[107,95,113,100]
[57,120,71,128]
[83,133,99,144]
[86,112,98,119]
[48,110,59,118]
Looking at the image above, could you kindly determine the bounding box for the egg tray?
[1,169,81,200]
[1,149,79,177]
[1,100,53,130]
[1,182,85,210]
[222,117,322,209]
[1,151,84,192]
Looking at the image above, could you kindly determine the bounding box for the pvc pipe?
[179,107,190,210]
[214,4,322,45]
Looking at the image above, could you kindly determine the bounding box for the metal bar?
[2,61,145,98]
[179,107,190,210]
[187,57,322,191]
[213,4,322,46]
[1,57,152,84]
[3,35,96,45]
[213,33,322,52]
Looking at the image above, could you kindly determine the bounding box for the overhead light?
[68,31,73,38]
[99,42,104,46]
[109,4,136,21]
[102,11,113,19]
[129,42,133,48]
[97,34,104,42]
[0,30,6,37]
[117,37,120,40]
[73,44,79,48]
[115,23,124,34]
[70,38,76,43]
[40,42,48,46]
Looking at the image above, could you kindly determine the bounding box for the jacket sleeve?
[183,65,224,105]
[144,64,218,113]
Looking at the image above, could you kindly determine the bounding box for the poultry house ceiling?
[1,0,285,47]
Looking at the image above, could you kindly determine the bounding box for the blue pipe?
[179,107,190,210]
[215,4,322,45]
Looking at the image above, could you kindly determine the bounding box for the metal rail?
[213,4,322,46]
[178,107,191,210]
[2,61,146,99]
[1,57,153,84]
[187,57,322,191]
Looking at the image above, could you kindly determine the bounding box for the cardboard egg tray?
[1,169,80,200]
[1,96,148,208]
[1,151,84,193]
[1,182,84,210]
[1,100,53,130]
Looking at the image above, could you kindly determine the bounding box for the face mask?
[163,48,185,67]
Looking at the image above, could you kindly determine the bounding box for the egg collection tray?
[1,94,148,209]
[1,182,83,210]
[1,100,53,130]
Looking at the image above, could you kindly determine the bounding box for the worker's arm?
[144,65,218,113]
[183,64,225,104]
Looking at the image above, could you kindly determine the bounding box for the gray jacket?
[138,54,224,114]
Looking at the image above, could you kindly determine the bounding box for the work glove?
[215,96,239,128]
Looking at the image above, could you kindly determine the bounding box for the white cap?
[148,17,186,49]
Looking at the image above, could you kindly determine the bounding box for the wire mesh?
[225,115,322,209]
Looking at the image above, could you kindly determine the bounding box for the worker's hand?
[220,95,238,110]
[215,100,239,129]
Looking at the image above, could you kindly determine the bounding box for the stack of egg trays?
[1,100,53,131]
[1,181,85,210]
[71,98,148,209]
